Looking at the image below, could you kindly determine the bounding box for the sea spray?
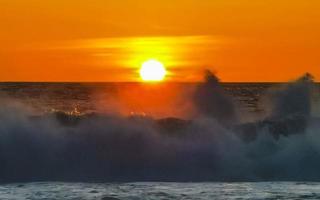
[0,73,319,182]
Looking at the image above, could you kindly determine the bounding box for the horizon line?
[0,81,318,84]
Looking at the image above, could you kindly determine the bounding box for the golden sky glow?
[1,0,320,82]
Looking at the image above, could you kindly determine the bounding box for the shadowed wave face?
[0,72,320,183]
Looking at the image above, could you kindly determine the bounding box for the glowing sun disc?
[140,60,166,81]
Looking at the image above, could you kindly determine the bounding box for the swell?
[0,72,319,182]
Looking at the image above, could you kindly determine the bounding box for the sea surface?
[1,182,320,200]
[0,82,274,115]
[1,82,320,199]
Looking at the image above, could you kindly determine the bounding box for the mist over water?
[0,72,320,183]
[193,70,237,125]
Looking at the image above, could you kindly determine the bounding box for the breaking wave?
[0,72,320,183]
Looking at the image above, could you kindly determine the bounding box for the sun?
[140,59,167,82]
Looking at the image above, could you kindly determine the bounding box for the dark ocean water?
[1,81,320,199]
[0,82,273,115]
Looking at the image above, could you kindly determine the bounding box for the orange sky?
[1,0,320,82]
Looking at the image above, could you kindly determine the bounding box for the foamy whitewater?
[2,182,320,200]
[0,72,320,199]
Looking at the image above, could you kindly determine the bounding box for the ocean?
[0,78,320,199]
[1,182,320,200]
[0,82,272,115]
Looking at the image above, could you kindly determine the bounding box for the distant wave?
[0,72,320,183]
